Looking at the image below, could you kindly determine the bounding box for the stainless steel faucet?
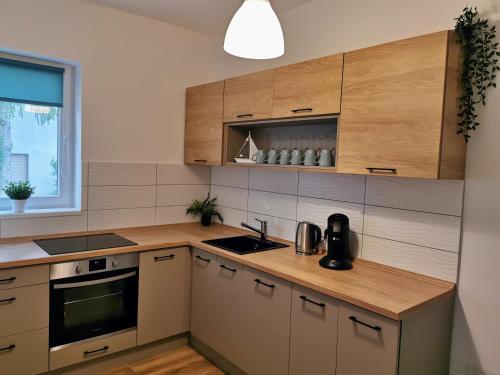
[241,219,268,242]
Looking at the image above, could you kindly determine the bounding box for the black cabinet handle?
[0,344,15,353]
[291,108,313,113]
[220,264,237,273]
[299,295,325,308]
[0,297,16,304]
[0,277,16,284]
[349,316,382,331]
[84,345,109,357]
[194,159,207,163]
[236,114,253,118]
[254,278,275,289]
[154,254,175,262]
[195,255,211,263]
[366,167,397,174]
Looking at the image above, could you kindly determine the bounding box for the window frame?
[0,52,80,213]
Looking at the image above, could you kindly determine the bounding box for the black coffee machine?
[319,213,352,270]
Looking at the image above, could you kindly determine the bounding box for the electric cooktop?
[34,233,138,255]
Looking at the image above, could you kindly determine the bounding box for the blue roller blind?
[0,58,64,107]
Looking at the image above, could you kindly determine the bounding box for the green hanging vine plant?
[454,7,500,141]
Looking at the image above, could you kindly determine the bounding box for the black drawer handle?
[220,264,237,273]
[0,277,16,284]
[254,278,275,289]
[349,316,382,331]
[0,344,15,353]
[299,295,325,308]
[196,255,211,263]
[291,108,313,113]
[236,113,253,118]
[194,159,207,163]
[366,167,397,174]
[84,345,109,357]
[0,297,16,304]
[154,254,175,262]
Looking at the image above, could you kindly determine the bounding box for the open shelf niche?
[223,116,338,173]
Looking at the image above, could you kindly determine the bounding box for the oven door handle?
[53,271,137,290]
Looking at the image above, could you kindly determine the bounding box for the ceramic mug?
[279,149,292,165]
[318,149,333,167]
[290,148,304,165]
[303,148,317,166]
[253,149,268,164]
[267,148,280,164]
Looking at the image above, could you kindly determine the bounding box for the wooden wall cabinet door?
[224,70,274,122]
[137,247,191,346]
[273,54,343,118]
[237,268,292,375]
[184,81,224,165]
[336,302,400,375]
[289,285,339,375]
[337,31,465,179]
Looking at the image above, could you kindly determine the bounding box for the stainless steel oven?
[49,253,139,351]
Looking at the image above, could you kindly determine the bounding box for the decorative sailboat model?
[234,131,258,164]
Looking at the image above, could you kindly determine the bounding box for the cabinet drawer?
[0,328,48,375]
[0,265,49,291]
[0,283,48,337]
[337,302,400,375]
[137,247,191,345]
[50,329,137,370]
[289,285,339,375]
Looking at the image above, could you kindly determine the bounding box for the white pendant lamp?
[224,0,284,60]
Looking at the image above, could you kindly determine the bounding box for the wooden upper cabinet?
[223,70,274,122]
[184,81,224,165]
[273,54,343,118]
[337,31,466,179]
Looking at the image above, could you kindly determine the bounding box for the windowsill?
[0,207,82,219]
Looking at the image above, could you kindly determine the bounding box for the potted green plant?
[2,181,35,213]
[186,194,223,226]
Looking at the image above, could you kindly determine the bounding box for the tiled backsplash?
[0,163,210,238]
[211,166,464,282]
[0,162,464,282]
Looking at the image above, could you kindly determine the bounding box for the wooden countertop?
[0,223,454,320]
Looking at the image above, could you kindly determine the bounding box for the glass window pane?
[0,101,59,197]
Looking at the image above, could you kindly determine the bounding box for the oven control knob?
[75,264,82,274]
[112,259,119,267]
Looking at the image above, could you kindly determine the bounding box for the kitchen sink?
[202,235,288,255]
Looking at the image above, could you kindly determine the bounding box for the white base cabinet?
[137,247,191,346]
[190,249,291,375]
[0,328,48,375]
[336,302,400,375]
[190,248,453,375]
[289,285,339,375]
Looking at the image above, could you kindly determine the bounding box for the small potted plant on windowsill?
[2,181,35,213]
[186,194,223,226]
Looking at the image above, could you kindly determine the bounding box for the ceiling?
[86,0,316,36]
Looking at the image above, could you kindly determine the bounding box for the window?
[0,53,80,212]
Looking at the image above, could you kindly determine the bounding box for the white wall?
[211,167,464,282]
[210,1,500,373]
[0,0,220,163]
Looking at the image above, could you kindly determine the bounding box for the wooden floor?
[102,346,224,375]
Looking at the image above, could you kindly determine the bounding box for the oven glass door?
[50,267,138,348]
